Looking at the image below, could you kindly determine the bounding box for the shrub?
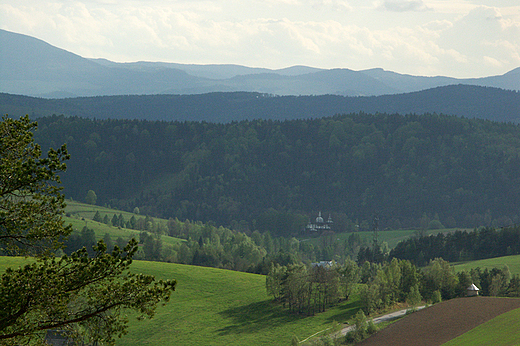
[431,290,442,304]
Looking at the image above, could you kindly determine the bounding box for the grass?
[441,307,520,346]
[453,254,520,276]
[0,256,32,272]
[119,261,362,346]
[63,200,184,246]
[0,257,362,345]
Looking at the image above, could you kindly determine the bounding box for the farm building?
[467,283,480,297]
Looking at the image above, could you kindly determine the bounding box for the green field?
[63,200,184,247]
[453,254,520,276]
[441,307,520,346]
[0,256,33,272]
[0,257,361,345]
[4,253,520,345]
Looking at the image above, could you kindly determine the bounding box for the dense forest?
[390,226,520,266]
[2,85,519,123]
[32,112,520,236]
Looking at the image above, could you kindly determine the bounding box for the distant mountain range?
[1,29,519,98]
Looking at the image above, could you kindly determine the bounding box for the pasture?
[0,257,361,345]
[453,254,520,276]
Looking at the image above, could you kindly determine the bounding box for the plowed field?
[358,297,520,346]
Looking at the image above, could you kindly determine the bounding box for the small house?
[467,283,480,297]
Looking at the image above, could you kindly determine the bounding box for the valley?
[1,28,520,346]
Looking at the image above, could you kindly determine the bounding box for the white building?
[304,211,333,234]
[467,283,480,297]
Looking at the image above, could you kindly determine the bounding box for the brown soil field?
[358,297,520,346]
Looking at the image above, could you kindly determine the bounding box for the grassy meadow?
[453,254,520,276]
[0,257,361,345]
[63,200,184,247]
[120,261,362,346]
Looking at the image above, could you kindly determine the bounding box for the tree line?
[4,85,519,123]
[60,210,372,274]
[267,257,520,317]
[389,225,520,266]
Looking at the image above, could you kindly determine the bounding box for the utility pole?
[372,215,379,250]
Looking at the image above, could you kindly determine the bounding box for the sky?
[1,0,519,78]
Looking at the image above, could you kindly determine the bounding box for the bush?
[345,310,378,344]
[367,319,377,334]
[406,284,422,308]
[431,290,442,304]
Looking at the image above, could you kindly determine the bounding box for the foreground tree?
[0,115,176,345]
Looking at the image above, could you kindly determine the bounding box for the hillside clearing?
[453,254,520,276]
[63,200,184,246]
[118,261,361,345]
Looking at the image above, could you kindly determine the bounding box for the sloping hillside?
[358,297,520,346]
[29,113,520,234]
[454,254,520,276]
[0,257,361,345]
[2,84,519,123]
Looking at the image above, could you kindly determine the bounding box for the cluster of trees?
[63,226,130,259]
[129,218,370,273]
[0,115,175,345]
[266,261,357,315]
[33,112,520,235]
[390,225,520,266]
[267,257,520,317]
[465,266,520,297]
[265,258,420,316]
[91,210,156,231]
[142,220,290,272]
[419,259,520,301]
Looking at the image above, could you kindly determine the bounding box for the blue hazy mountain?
[1,29,518,98]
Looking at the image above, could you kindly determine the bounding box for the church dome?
[316,211,324,223]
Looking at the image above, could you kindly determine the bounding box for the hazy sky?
[1,0,519,77]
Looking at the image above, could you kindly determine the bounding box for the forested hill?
[33,113,520,236]
[2,84,519,123]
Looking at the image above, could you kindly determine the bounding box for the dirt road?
[339,306,425,336]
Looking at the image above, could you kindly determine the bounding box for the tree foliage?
[267,261,354,316]
[390,226,520,266]
[0,115,70,255]
[0,115,176,345]
[33,113,520,235]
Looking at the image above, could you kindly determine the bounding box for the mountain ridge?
[1,84,518,123]
[1,29,518,98]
